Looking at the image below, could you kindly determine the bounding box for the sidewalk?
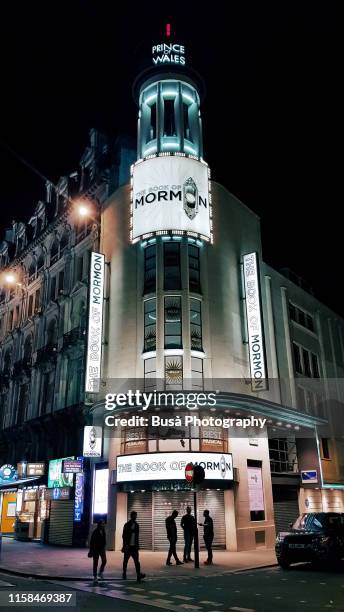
[0,537,277,580]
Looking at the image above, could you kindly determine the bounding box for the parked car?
[275,512,344,569]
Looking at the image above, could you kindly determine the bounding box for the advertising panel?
[93,468,109,516]
[83,426,102,458]
[116,452,233,483]
[131,156,211,242]
[247,466,265,512]
[85,252,105,393]
[48,458,74,488]
[62,459,83,474]
[243,252,268,391]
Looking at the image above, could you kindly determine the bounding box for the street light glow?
[77,203,90,217]
[5,273,17,285]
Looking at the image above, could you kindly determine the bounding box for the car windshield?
[292,514,308,530]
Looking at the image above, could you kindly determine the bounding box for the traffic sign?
[185,462,194,483]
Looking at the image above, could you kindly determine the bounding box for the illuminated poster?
[247,466,265,512]
[93,468,109,516]
[85,252,105,393]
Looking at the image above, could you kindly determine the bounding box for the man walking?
[181,506,195,562]
[199,509,214,565]
[165,510,183,566]
[89,520,107,583]
[122,511,146,582]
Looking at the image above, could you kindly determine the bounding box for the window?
[292,342,321,378]
[34,289,41,313]
[321,438,330,459]
[144,245,156,294]
[165,355,183,390]
[190,298,202,350]
[164,98,176,136]
[58,269,65,293]
[144,299,156,352]
[191,357,203,390]
[247,461,265,521]
[144,357,156,391]
[188,244,201,292]
[9,310,13,330]
[50,276,57,301]
[269,438,298,473]
[150,103,157,140]
[289,302,315,332]
[28,294,34,317]
[164,296,182,349]
[183,103,190,140]
[164,242,181,290]
[75,256,83,282]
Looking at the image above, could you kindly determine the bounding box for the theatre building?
[95,37,344,552]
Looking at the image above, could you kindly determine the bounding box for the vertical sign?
[74,457,84,522]
[247,466,265,512]
[85,252,105,393]
[243,252,268,391]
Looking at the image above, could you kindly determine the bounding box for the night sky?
[0,1,343,313]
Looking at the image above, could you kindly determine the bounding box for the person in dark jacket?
[165,510,183,566]
[181,506,196,562]
[89,520,107,582]
[198,509,214,565]
[122,511,145,582]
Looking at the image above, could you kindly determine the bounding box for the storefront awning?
[0,475,47,490]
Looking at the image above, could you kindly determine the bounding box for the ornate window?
[165,355,183,390]
[164,296,182,349]
[190,298,202,351]
[144,299,156,352]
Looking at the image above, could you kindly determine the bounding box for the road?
[1,564,344,611]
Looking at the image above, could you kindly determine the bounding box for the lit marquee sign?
[152,43,185,66]
[243,252,268,391]
[116,452,233,483]
[130,155,212,243]
[85,252,105,393]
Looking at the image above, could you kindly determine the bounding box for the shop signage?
[247,466,265,512]
[85,252,105,393]
[83,426,102,458]
[45,487,71,500]
[152,42,185,66]
[131,156,211,243]
[48,458,74,488]
[23,489,38,501]
[74,473,84,522]
[301,470,318,484]
[62,459,83,474]
[243,252,268,391]
[93,468,109,516]
[0,464,18,484]
[116,452,233,483]
[27,463,45,476]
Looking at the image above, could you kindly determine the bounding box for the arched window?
[37,252,45,272]
[60,231,69,254]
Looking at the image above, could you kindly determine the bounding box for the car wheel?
[278,558,290,570]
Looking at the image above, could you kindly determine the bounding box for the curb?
[0,562,278,581]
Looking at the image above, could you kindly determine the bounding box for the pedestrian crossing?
[52,579,256,611]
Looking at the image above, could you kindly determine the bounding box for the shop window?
[190,299,202,350]
[321,437,330,459]
[164,296,182,349]
[164,242,181,290]
[144,245,156,294]
[144,357,156,391]
[165,355,183,390]
[188,244,201,293]
[144,298,156,352]
[247,460,265,521]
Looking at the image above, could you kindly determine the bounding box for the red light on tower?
[166,23,171,38]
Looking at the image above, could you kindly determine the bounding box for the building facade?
[0,37,344,551]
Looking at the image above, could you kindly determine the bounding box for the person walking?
[199,509,214,565]
[122,511,146,582]
[165,510,183,566]
[89,520,107,583]
[181,506,195,562]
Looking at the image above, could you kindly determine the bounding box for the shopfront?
[115,451,233,551]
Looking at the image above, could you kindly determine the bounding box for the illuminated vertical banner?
[243,252,268,391]
[85,252,105,393]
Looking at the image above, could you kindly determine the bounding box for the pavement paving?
[0,537,277,580]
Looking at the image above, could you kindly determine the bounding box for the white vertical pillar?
[280,287,297,407]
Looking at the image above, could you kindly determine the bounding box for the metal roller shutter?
[127,492,153,550]
[48,500,74,546]
[152,490,226,551]
[273,487,299,534]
